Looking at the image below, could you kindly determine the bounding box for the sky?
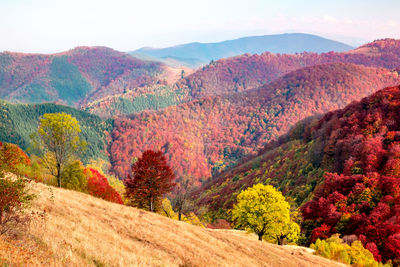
[1,0,400,53]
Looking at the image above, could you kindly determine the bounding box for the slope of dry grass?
[1,182,344,267]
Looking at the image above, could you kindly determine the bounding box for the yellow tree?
[232,183,299,243]
[33,112,84,187]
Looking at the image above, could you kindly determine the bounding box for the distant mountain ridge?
[131,33,354,68]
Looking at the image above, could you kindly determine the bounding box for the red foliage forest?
[0,52,51,100]
[66,47,164,104]
[194,85,400,263]
[300,86,400,262]
[176,39,400,99]
[0,47,163,106]
[109,63,400,183]
[2,39,400,109]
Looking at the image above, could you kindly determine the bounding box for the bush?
[0,142,35,235]
[158,198,204,226]
[311,234,390,267]
[0,142,30,177]
[85,159,126,202]
[85,168,123,204]
[0,176,35,235]
[60,160,87,192]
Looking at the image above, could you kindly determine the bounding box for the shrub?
[85,168,123,204]
[312,234,390,267]
[0,142,30,177]
[60,160,87,192]
[0,176,35,235]
[0,142,35,235]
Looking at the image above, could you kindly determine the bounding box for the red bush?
[85,168,123,204]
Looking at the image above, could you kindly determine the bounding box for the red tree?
[124,150,175,212]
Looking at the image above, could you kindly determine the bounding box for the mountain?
[0,47,168,107]
[108,63,400,182]
[131,33,353,68]
[1,39,399,118]
[0,100,111,163]
[176,38,400,99]
[192,85,400,262]
[86,39,400,117]
[1,181,341,266]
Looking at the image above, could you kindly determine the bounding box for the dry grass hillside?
[0,182,344,267]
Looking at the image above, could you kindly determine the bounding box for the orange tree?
[124,150,175,212]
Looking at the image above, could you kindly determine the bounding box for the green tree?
[232,183,300,243]
[33,112,84,187]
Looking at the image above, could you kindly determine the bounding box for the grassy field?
[0,182,344,266]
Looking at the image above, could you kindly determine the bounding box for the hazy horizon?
[1,0,400,53]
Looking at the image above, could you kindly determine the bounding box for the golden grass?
[2,182,345,267]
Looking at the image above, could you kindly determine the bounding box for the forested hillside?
[0,100,111,162]
[193,85,400,262]
[176,39,400,99]
[84,39,400,117]
[83,83,187,117]
[108,63,400,182]
[2,39,400,119]
[0,47,164,106]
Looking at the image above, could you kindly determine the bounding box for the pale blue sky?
[1,0,400,53]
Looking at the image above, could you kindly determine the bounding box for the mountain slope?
[192,85,400,262]
[193,84,400,219]
[132,33,353,68]
[2,39,399,117]
[108,63,400,181]
[0,47,164,107]
[0,182,342,266]
[177,39,400,99]
[84,39,400,118]
[0,100,111,163]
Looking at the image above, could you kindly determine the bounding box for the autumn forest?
[2,27,400,266]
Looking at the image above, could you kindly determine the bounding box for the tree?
[33,112,84,187]
[171,177,194,221]
[232,183,299,243]
[124,150,175,212]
